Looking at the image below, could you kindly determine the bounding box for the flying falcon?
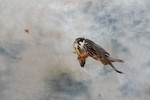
[73,37,124,74]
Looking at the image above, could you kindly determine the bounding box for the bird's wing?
[85,39,110,58]
[79,59,86,67]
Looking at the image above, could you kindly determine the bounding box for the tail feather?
[98,57,124,74]
[109,63,124,74]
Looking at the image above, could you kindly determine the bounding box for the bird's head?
[73,37,86,49]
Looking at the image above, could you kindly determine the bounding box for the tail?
[109,63,124,74]
[108,57,124,63]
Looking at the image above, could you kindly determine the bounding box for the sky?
[0,0,150,100]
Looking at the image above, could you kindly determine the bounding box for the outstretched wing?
[84,39,110,58]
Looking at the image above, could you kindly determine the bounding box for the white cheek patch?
[79,40,85,49]
[79,42,82,45]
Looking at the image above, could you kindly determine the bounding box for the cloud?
[43,72,90,100]
[0,0,150,100]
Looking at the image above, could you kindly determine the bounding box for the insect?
[24,29,30,34]
[73,37,124,74]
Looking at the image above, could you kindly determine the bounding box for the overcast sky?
[0,0,150,100]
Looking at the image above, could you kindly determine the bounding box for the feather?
[85,39,109,58]
[73,38,124,74]
[79,59,86,67]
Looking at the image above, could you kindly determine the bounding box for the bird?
[73,37,124,74]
